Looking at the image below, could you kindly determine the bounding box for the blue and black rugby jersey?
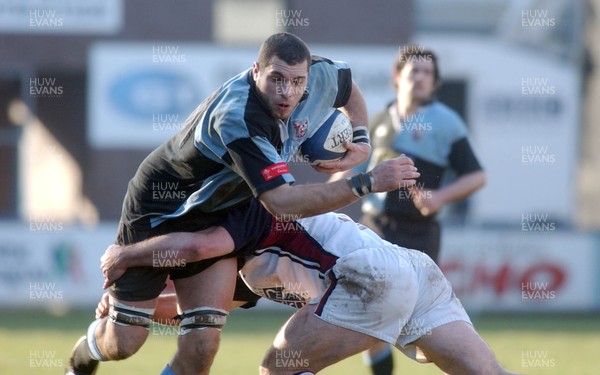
[363,101,483,221]
[121,57,352,230]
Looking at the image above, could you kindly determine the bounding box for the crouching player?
[99,199,516,375]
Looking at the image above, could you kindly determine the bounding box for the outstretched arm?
[260,155,419,218]
[101,226,234,289]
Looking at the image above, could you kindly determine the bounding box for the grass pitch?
[1,307,599,374]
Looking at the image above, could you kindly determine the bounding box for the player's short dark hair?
[394,45,439,83]
[257,32,311,71]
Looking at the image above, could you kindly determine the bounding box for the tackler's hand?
[95,292,110,319]
[100,244,127,289]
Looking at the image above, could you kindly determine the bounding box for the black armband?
[352,126,370,145]
[346,172,373,197]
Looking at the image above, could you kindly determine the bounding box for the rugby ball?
[301,109,353,165]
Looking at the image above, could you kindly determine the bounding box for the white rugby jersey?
[221,199,396,308]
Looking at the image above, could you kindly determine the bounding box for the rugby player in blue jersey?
[67,32,419,375]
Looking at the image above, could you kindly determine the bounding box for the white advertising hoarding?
[89,43,256,149]
[439,229,599,312]
[0,223,113,308]
[0,223,597,312]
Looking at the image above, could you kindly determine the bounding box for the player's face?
[253,56,309,120]
[394,60,437,104]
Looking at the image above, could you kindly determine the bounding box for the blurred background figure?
[358,45,485,375]
[361,45,485,264]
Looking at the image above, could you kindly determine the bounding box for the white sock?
[86,319,107,361]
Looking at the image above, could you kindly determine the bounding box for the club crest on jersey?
[292,119,309,140]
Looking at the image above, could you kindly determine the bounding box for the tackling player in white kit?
[99,199,515,375]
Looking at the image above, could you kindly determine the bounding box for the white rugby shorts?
[313,246,471,362]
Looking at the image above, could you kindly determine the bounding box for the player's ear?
[252,62,260,80]
[391,70,400,89]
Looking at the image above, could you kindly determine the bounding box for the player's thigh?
[413,320,504,375]
[171,258,237,363]
[171,258,238,347]
[262,304,380,373]
[172,257,238,310]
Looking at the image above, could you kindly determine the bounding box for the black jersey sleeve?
[448,137,483,176]
[310,56,353,108]
[220,199,273,255]
[225,136,293,197]
[334,67,352,108]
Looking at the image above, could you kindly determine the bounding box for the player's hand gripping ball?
[301,109,353,165]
